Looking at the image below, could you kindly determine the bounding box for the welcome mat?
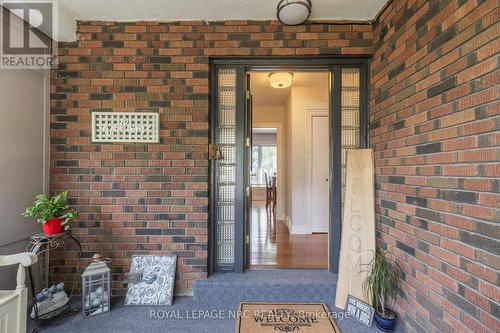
[235,302,340,333]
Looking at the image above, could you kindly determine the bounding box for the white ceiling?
[250,72,329,107]
[60,0,389,22]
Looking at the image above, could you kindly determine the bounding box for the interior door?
[311,115,330,233]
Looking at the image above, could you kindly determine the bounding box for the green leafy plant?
[23,191,77,230]
[363,250,402,319]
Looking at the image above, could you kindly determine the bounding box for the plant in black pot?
[363,250,402,332]
[23,191,77,236]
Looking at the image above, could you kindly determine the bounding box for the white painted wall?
[285,87,329,234]
[253,105,285,124]
[0,9,50,289]
[285,93,293,230]
[0,67,50,289]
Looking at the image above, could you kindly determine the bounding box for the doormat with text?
[235,302,340,333]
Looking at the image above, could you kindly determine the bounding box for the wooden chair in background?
[264,172,277,211]
[264,172,272,208]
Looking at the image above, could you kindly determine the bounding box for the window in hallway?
[251,130,277,186]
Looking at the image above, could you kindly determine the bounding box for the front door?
[209,58,367,275]
[209,66,250,273]
[244,73,252,268]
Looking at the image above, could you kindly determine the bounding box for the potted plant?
[23,191,77,235]
[363,250,403,332]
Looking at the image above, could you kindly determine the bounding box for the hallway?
[250,202,328,269]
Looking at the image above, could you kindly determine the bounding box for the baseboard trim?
[291,225,307,234]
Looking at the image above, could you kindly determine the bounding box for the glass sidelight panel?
[215,69,237,267]
[341,68,361,203]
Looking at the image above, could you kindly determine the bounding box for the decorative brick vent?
[91,112,159,143]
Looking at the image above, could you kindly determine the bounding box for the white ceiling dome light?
[269,73,293,89]
[277,0,312,25]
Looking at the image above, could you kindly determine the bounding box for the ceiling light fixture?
[277,0,312,26]
[269,73,293,89]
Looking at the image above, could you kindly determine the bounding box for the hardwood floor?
[250,201,328,269]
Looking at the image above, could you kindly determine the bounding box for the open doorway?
[249,71,330,269]
[209,57,367,274]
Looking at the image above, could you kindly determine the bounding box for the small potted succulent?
[23,191,77,235]
[363,250,403,332]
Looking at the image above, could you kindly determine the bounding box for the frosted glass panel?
[218,205,234,222]
[218,69,236,86]
[342,69,360,86]
[341,89,359,107]
[219,146,236,164]
[216,68,237,267]
[219,127,235,144]
[218,223,234,245]
[219,185,235,202]
[218,242,234,265]
[218,165,236,183]
[220,88,236,107]
[341,68,361,204]
[342,109,359,127]
[342,129,359,147]
[219,107,236,127]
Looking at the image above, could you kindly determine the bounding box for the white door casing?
[252,122,285,221]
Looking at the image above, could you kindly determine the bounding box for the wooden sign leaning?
[335,149,376,309]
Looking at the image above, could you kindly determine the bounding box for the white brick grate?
[92,112,159,143]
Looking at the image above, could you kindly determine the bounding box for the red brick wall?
[370,0,499,332]
[50,20,374,295]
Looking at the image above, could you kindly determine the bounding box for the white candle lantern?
[81,255,110,317]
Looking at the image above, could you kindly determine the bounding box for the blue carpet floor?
[28,270,404,333]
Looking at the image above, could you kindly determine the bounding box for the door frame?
[208,56,369,275]
[305,109,329,234]
[251,122,285,221]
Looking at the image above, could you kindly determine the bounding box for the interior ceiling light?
[277,0,312,25]
[269,73,293,89]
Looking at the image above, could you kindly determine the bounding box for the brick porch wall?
[49,20,374,295]
[370,0,499,332]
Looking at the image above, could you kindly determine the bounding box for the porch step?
[192,269,338,308]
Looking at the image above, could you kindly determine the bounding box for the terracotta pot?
[42,218,65,235]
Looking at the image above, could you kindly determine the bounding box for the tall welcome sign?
[335,149,376,309]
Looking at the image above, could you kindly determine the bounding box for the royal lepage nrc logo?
[1,0,58,69]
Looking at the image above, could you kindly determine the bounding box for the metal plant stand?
[26,231,82,332]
